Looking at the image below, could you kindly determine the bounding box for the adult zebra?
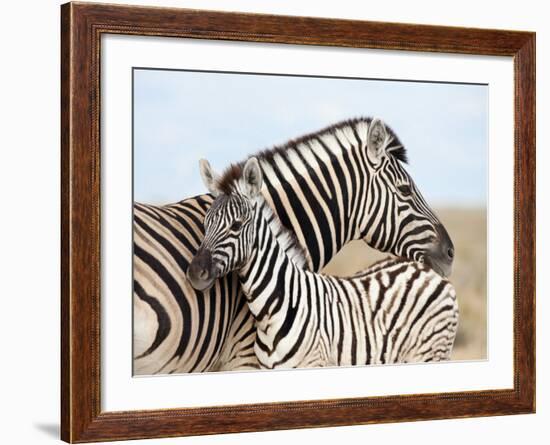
[187,157,459,367]
[134,117,454,374]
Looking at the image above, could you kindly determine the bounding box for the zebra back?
[133,196,257,374]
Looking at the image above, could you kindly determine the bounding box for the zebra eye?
[397,184,412,196]
[230,221,243,232]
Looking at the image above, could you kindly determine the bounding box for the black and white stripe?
[135,117,454,374]
[189,159,458,368]
[133,196,255,373]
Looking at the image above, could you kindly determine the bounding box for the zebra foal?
[188,158,459,368]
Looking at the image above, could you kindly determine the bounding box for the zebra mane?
[249,116,408,166]
[215,117,408,194]
[257,198,311,270]
[216,164,243,195]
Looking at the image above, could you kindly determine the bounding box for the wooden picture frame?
[61,2,535,442]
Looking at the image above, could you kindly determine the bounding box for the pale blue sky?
[133,68,487,206]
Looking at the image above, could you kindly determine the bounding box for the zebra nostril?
[198,269,209,281]
[447,247,454,259]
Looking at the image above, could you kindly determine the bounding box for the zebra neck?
[237,201,300,320]
[257,122,372,271]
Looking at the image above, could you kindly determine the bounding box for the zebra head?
[360,118,454,277]
[187,158,263,291]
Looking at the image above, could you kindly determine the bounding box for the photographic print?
[132,68,487,376]
[61,4,535,440]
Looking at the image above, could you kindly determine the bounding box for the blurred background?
[134,68,488,361]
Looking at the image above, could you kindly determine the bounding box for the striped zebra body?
[133,197,256,374]
[253,257,458,368]
[188,159,459,368]
[136,117,455,374]
[240,206,458,368]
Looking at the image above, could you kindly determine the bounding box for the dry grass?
[322,207,487,361]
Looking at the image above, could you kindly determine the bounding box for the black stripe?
[380,268,422,363]
[306,141,343,259]
[284,155,334,265]
[400,281,449,359]
[134,280,172,359]
[134,244,193,371]
[265,157,321,270]
[134,213,196,265]
[315,136,349,251]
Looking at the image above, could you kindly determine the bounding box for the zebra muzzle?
[424,224,455,277]
[187,248,216,291]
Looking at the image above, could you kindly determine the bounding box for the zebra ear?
[242,157,263,198]
[199,159,220,196]
[366,118,388,161]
